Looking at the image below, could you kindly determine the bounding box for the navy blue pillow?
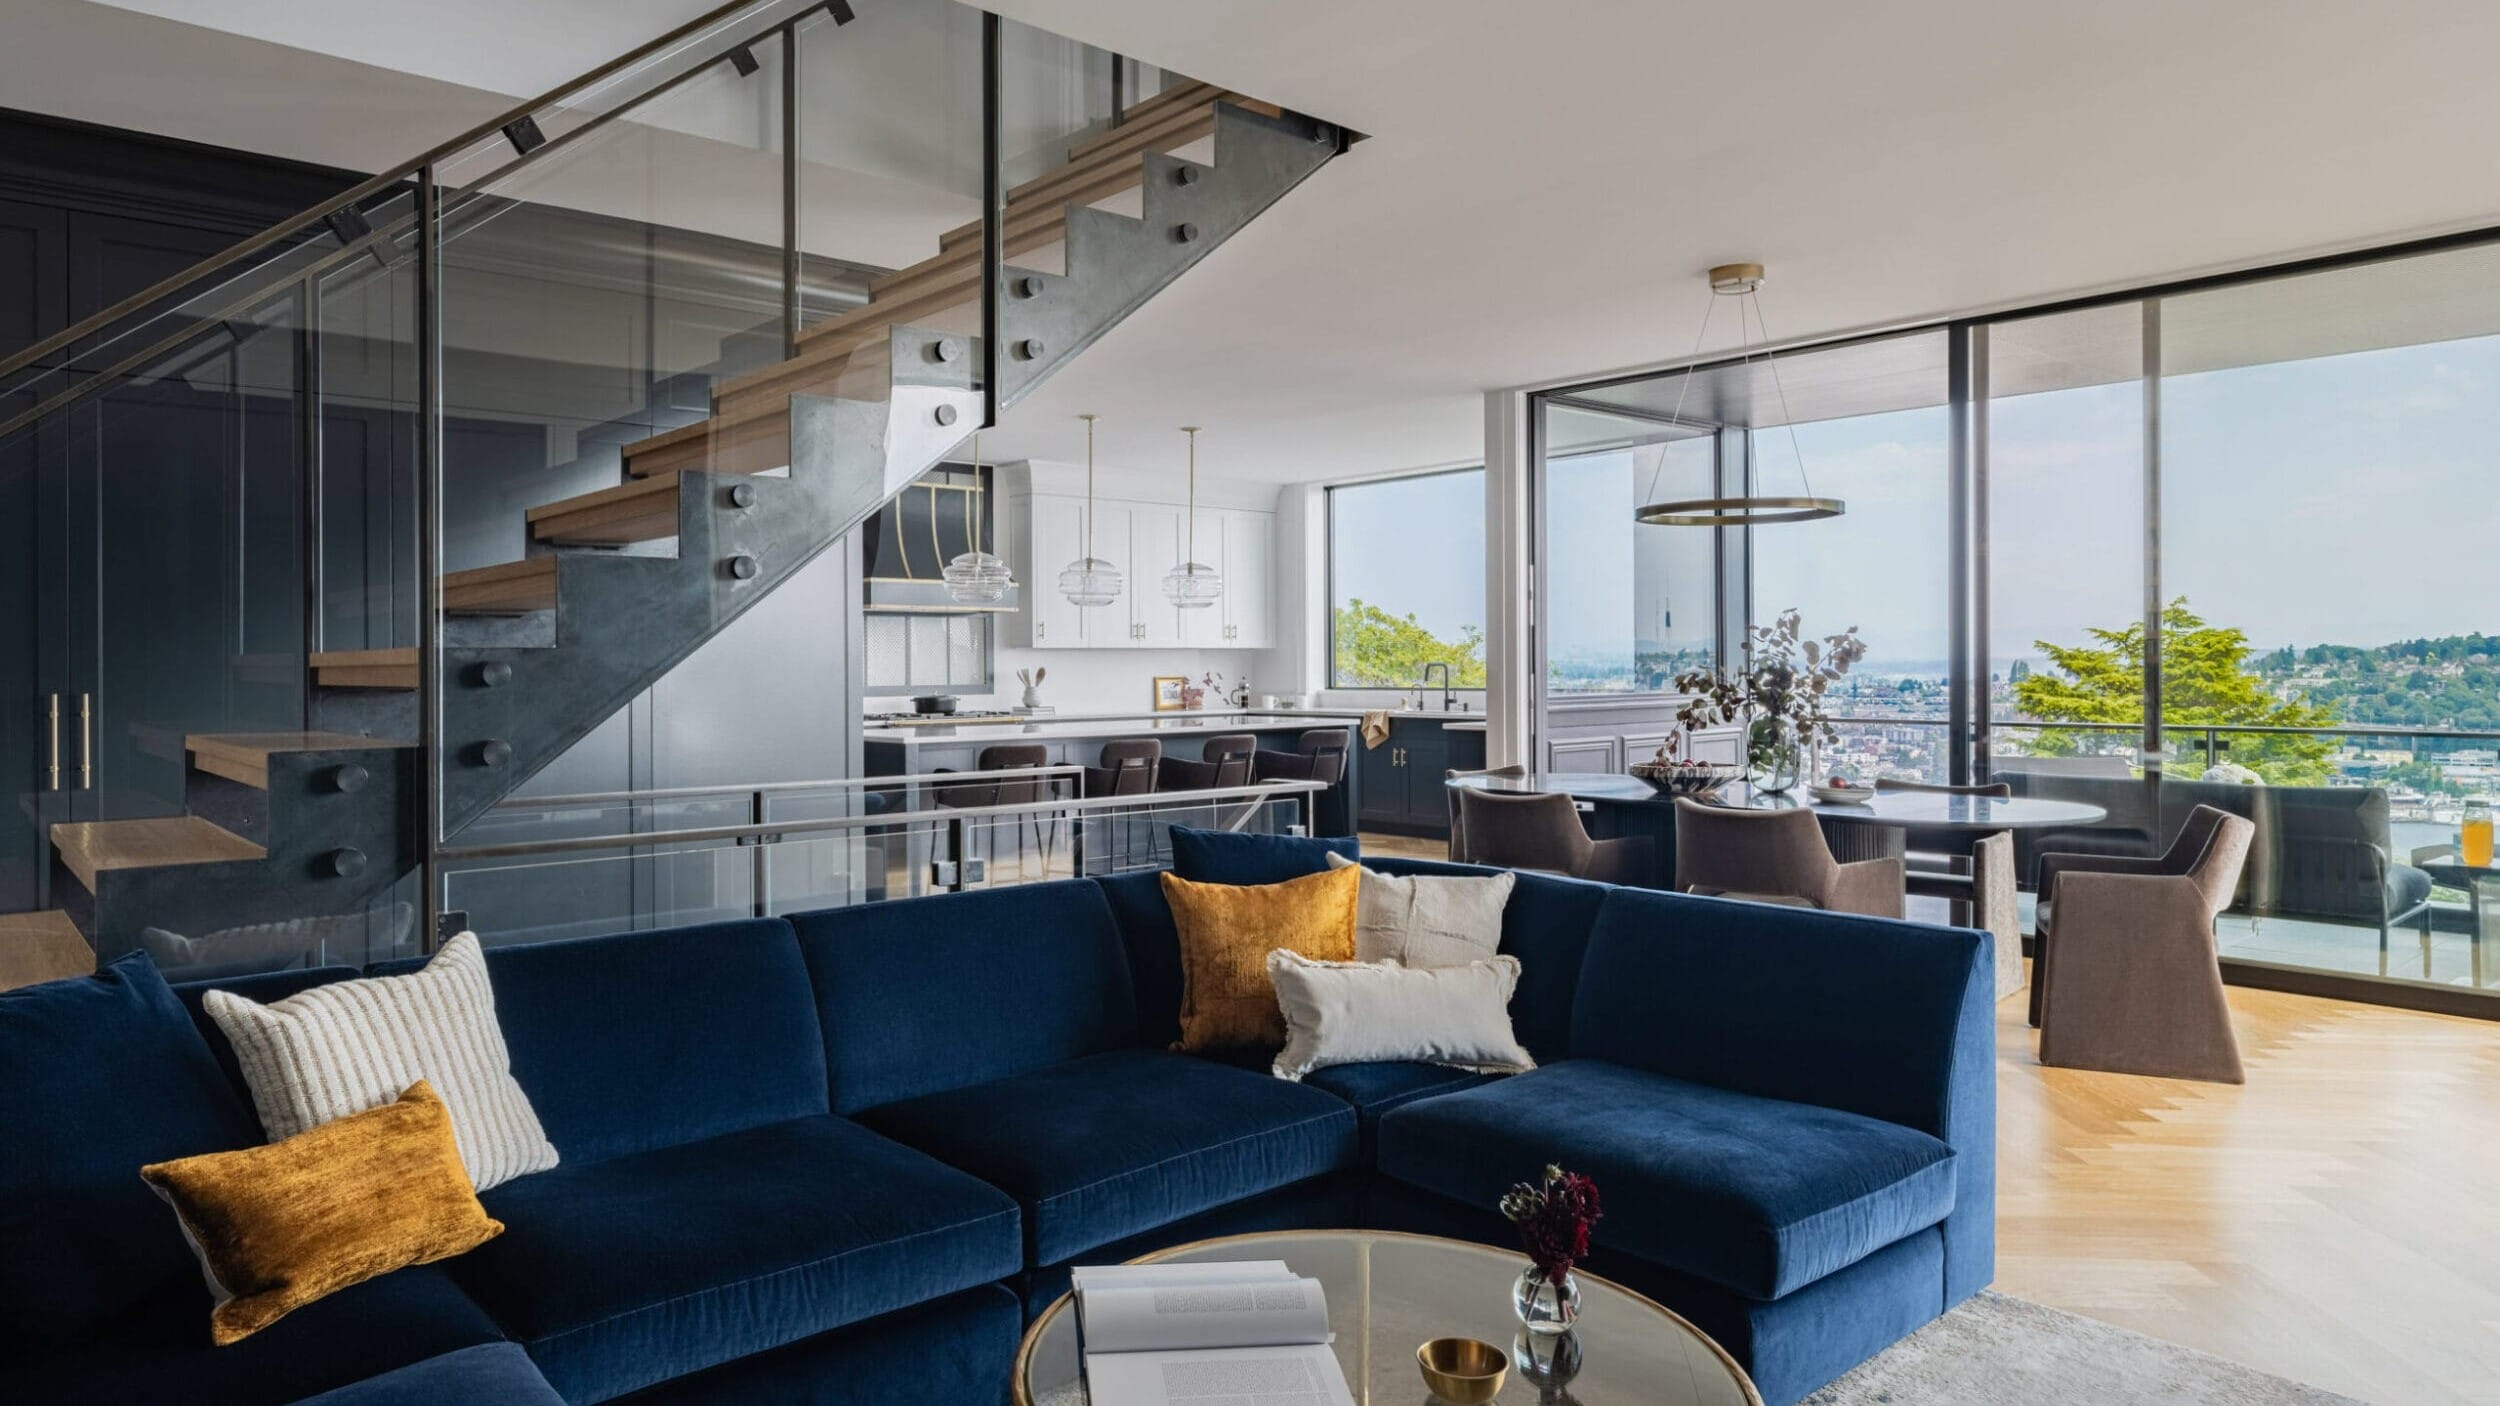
[0,951,263,1336]
[1167,827,1359,886]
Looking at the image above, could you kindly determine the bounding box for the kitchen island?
[862,707,1486,839]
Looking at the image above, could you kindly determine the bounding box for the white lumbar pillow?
[1325,851,1514,967]
[1267,949,1535,1081]
[205,931,557,1191]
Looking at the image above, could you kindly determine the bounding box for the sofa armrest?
[1566,888,1997,1299]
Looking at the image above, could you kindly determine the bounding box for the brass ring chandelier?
[1631,262,1844,528]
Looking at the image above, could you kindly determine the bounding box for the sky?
[1334,326,2500,685]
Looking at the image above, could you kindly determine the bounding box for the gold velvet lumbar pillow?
[140,1080,503,1345]
[1161,865,1360,1052]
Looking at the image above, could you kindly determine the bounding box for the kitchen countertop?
[861,707,1486,745]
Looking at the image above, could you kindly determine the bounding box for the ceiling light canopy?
[1633,263,1845,529]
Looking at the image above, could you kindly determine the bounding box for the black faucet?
[1421,661,1453,713]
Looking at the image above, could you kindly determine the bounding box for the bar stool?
[1151,734,1257,863]
[1083,739,1161,872]
[1254,729,1352,834]
[935,744,1058,880]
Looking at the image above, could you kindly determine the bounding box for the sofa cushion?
[1367,859,1610,1063]
[1302,1060,1492,1158]
[855,1048,1358,1267]
[1168,825,1358,885]
[457,1114,1019,1404]
[1376,1060,1958,1301]
[288,1344,562,1406]
[0,1263,501,1406]
[435,919,828,1166]
[0,952,264,1337]
[792,882,1139,1114]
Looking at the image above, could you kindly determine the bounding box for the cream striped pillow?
[204,932,557,1191]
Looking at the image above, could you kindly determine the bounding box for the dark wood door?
[0,199,67,910]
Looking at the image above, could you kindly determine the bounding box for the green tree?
[2015,598,2339,784]
[1332,599,1486,688]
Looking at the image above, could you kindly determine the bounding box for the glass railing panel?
[437,783,1319,947]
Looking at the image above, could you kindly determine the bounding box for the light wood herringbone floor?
[1996,985,2500,1406]
[1358,832,2500,1405]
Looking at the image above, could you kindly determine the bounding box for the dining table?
[1445,772,2107,998]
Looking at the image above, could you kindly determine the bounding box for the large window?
[1541,406,1717,693]
[1326,469,1486,689]
[1530,240,2500,1010]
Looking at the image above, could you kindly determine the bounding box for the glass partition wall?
[1534,237,2500,1014]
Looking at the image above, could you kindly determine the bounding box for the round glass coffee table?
[1013,1229,1761,1405]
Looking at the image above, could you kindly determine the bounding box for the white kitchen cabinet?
[1021,492,1092,648]
[1127,503,1188,648]
[1220,508,1274,648]
[1017,492,1276,651]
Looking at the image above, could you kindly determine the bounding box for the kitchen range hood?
[862,464,1021,614]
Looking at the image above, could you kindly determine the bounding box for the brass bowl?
[1417,1336,1508,1403]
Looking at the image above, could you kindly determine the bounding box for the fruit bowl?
[1629,760,1743,797]
[1809,780,1873,805]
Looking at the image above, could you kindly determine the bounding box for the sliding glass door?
[1533,234,2500,1012]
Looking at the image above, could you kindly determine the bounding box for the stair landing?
[52,817,266,892]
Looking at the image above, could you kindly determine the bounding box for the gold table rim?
[1006,1226,1764,1406]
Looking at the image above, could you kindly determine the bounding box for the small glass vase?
[1512,1263,1581,1335]
[1747,718,1803,794]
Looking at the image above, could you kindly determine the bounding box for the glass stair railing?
[0,0,1349,978]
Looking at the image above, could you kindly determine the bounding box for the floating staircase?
[32,50,1349,956]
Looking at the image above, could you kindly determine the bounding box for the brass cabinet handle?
[1036,620,1046,641]
[47,693,59,791]
[79,692,92,789]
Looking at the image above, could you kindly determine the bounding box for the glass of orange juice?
[2464,800,2494,869]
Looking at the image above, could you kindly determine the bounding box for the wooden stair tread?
[0,910,92,991]
[934,96,1227,255]
[53,816,266,891]
[528,475,682,545]
[311,648,417,690]
[443,557,558,614]
[189,731,409,788]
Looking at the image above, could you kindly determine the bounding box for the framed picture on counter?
[1152,676,1188,711]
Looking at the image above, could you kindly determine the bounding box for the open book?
[1072,1261,1355,1406]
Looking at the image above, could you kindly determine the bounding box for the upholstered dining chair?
[1456,788,1651,884]
[1873,777,2022,990]
[1445,765,1529,864]
[1671,798,1905,918]
[2032,804,2255,1083]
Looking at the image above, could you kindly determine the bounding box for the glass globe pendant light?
[1057,412,1123,607]
[940,433,1017,604]
[1160,425,1223,609]
[1633,263,1845,527]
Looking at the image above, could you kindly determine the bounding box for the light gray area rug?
[1803,1292,2368,1406]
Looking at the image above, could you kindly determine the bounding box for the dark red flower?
[1499,1164,1604,1285]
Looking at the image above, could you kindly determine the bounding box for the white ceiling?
[23,0,2500,484]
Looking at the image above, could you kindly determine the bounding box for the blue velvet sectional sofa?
[0,846,1994,1406]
